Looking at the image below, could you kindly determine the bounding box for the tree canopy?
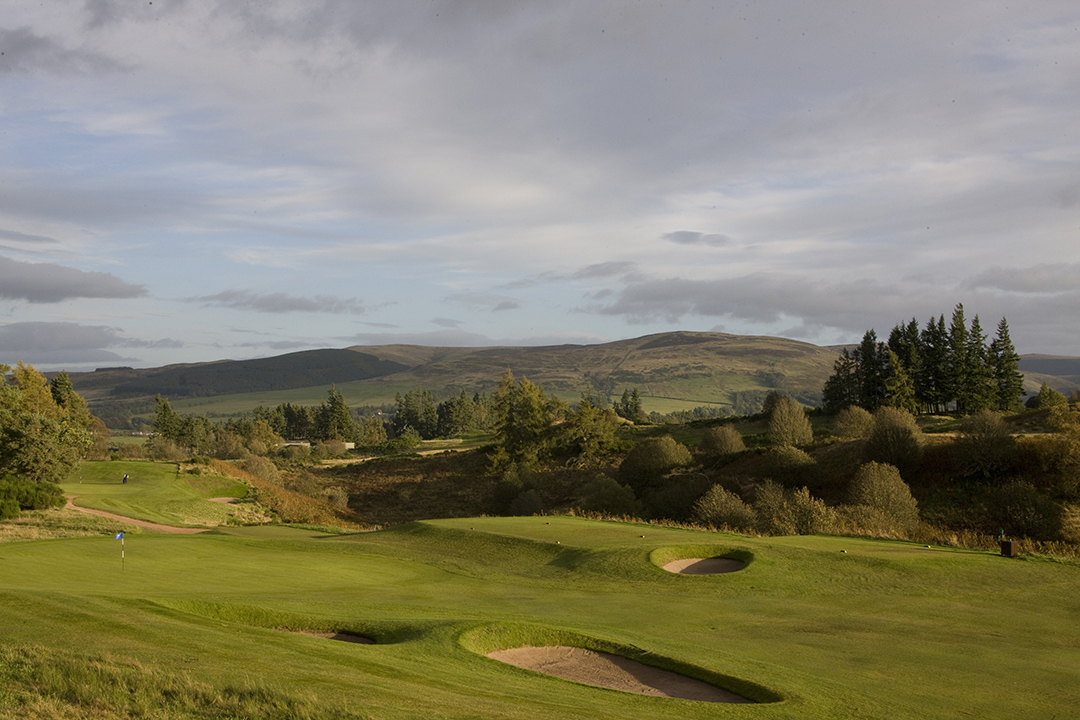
[823,306,1024,414]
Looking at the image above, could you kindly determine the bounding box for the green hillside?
[70,331,841,423]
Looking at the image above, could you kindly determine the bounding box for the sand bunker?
[287,629,374,644]
[662,557,745,575]
[488,646,752,703]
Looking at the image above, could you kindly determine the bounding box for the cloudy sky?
[2,1,1079,369]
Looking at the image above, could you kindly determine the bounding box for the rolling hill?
[64,331,1080,425]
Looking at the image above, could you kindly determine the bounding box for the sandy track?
[64,496,207,535]
[488,646,752,703]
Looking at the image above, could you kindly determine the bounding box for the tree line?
[822,304,1024,415]
[0,364,104,518]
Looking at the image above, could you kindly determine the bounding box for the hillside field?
[0,462,1078,719]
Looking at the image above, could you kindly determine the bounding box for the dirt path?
[64,496,207,535]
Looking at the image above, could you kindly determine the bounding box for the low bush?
[577,475,641,517]
[698,425,746,458]
[846,462,920,531]
[617,436,692,491]
[767,396,813,447]
[988,480,1065,541]
[752,480,835,535]
[833,405,873,439]
[692,484,757,532]
[955,410,1016,479]
[864,407,922,475]
[757,446,817,485]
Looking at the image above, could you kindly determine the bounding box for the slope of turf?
[1,511,1078,718]
[62,461,248,528]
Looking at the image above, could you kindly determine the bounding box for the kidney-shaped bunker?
[489,645,753,703]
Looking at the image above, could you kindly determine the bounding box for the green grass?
[62,461,250,529]
[2,475,1079,718]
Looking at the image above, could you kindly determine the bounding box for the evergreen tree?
[964,314,993,412]
[316,385,357,442]
[436,390,478,438]
[920,315,950,414]
[855,330,888,411]
[394,387,438,439]
[613,387,646,423]
[153,395,183,442]
[491,369,557,470]
[557,393,621,465]
[822,348,859,413]
[947,303,971,413]
[989,318,1024,411]
[884,350,918,415]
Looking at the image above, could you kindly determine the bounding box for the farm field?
[1,467,1079,718]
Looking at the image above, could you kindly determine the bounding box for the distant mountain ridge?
[64,332,1080,418]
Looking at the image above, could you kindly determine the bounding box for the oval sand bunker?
[488,646,752,703]
[662,557,745,575]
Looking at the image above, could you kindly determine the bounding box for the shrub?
[508,489,544,516]
[699,425,746,458]
[312,440,348,460]
[833,405,873,439]
[641,473,713,522]
[847,462,919,531]
[767,396,813,447]
[241,455,280,484]
[577,475,641,517]
[752,480,835,535]
[617,436,692,491]
[988,481,1065,541]
[692,485,757,531]
[145,436,187,462]
[280,444,311,461]
[757,445,816,485]
[323,486,350,508]
[864,407,922,475]
[1026,382,1067,409]
[0,474,63,514]
[955,410,1016,479]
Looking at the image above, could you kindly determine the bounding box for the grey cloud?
[445,292,519,312]
[0,227,60,244]
[0,321,180,365]
[0,26,124,74]
[190,290,365,314]
[0,256,146,302]
[585,273,934,333]
[571,262,640,280]
[663,231,731,247]
[432,317,463,327]
[964,264,1080,294]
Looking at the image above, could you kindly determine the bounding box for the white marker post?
[116,532,124,570]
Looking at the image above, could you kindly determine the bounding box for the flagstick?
[122,534,125,571]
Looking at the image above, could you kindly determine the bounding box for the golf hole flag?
[116,532,125,569]
[115,532,123,539]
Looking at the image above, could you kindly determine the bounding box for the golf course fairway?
[2,480,1079,718]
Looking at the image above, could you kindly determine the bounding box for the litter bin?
[1000,540,1018,557]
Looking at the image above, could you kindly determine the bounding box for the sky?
[2,1,1080,370]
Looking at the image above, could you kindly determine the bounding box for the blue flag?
[115,532,123,539]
